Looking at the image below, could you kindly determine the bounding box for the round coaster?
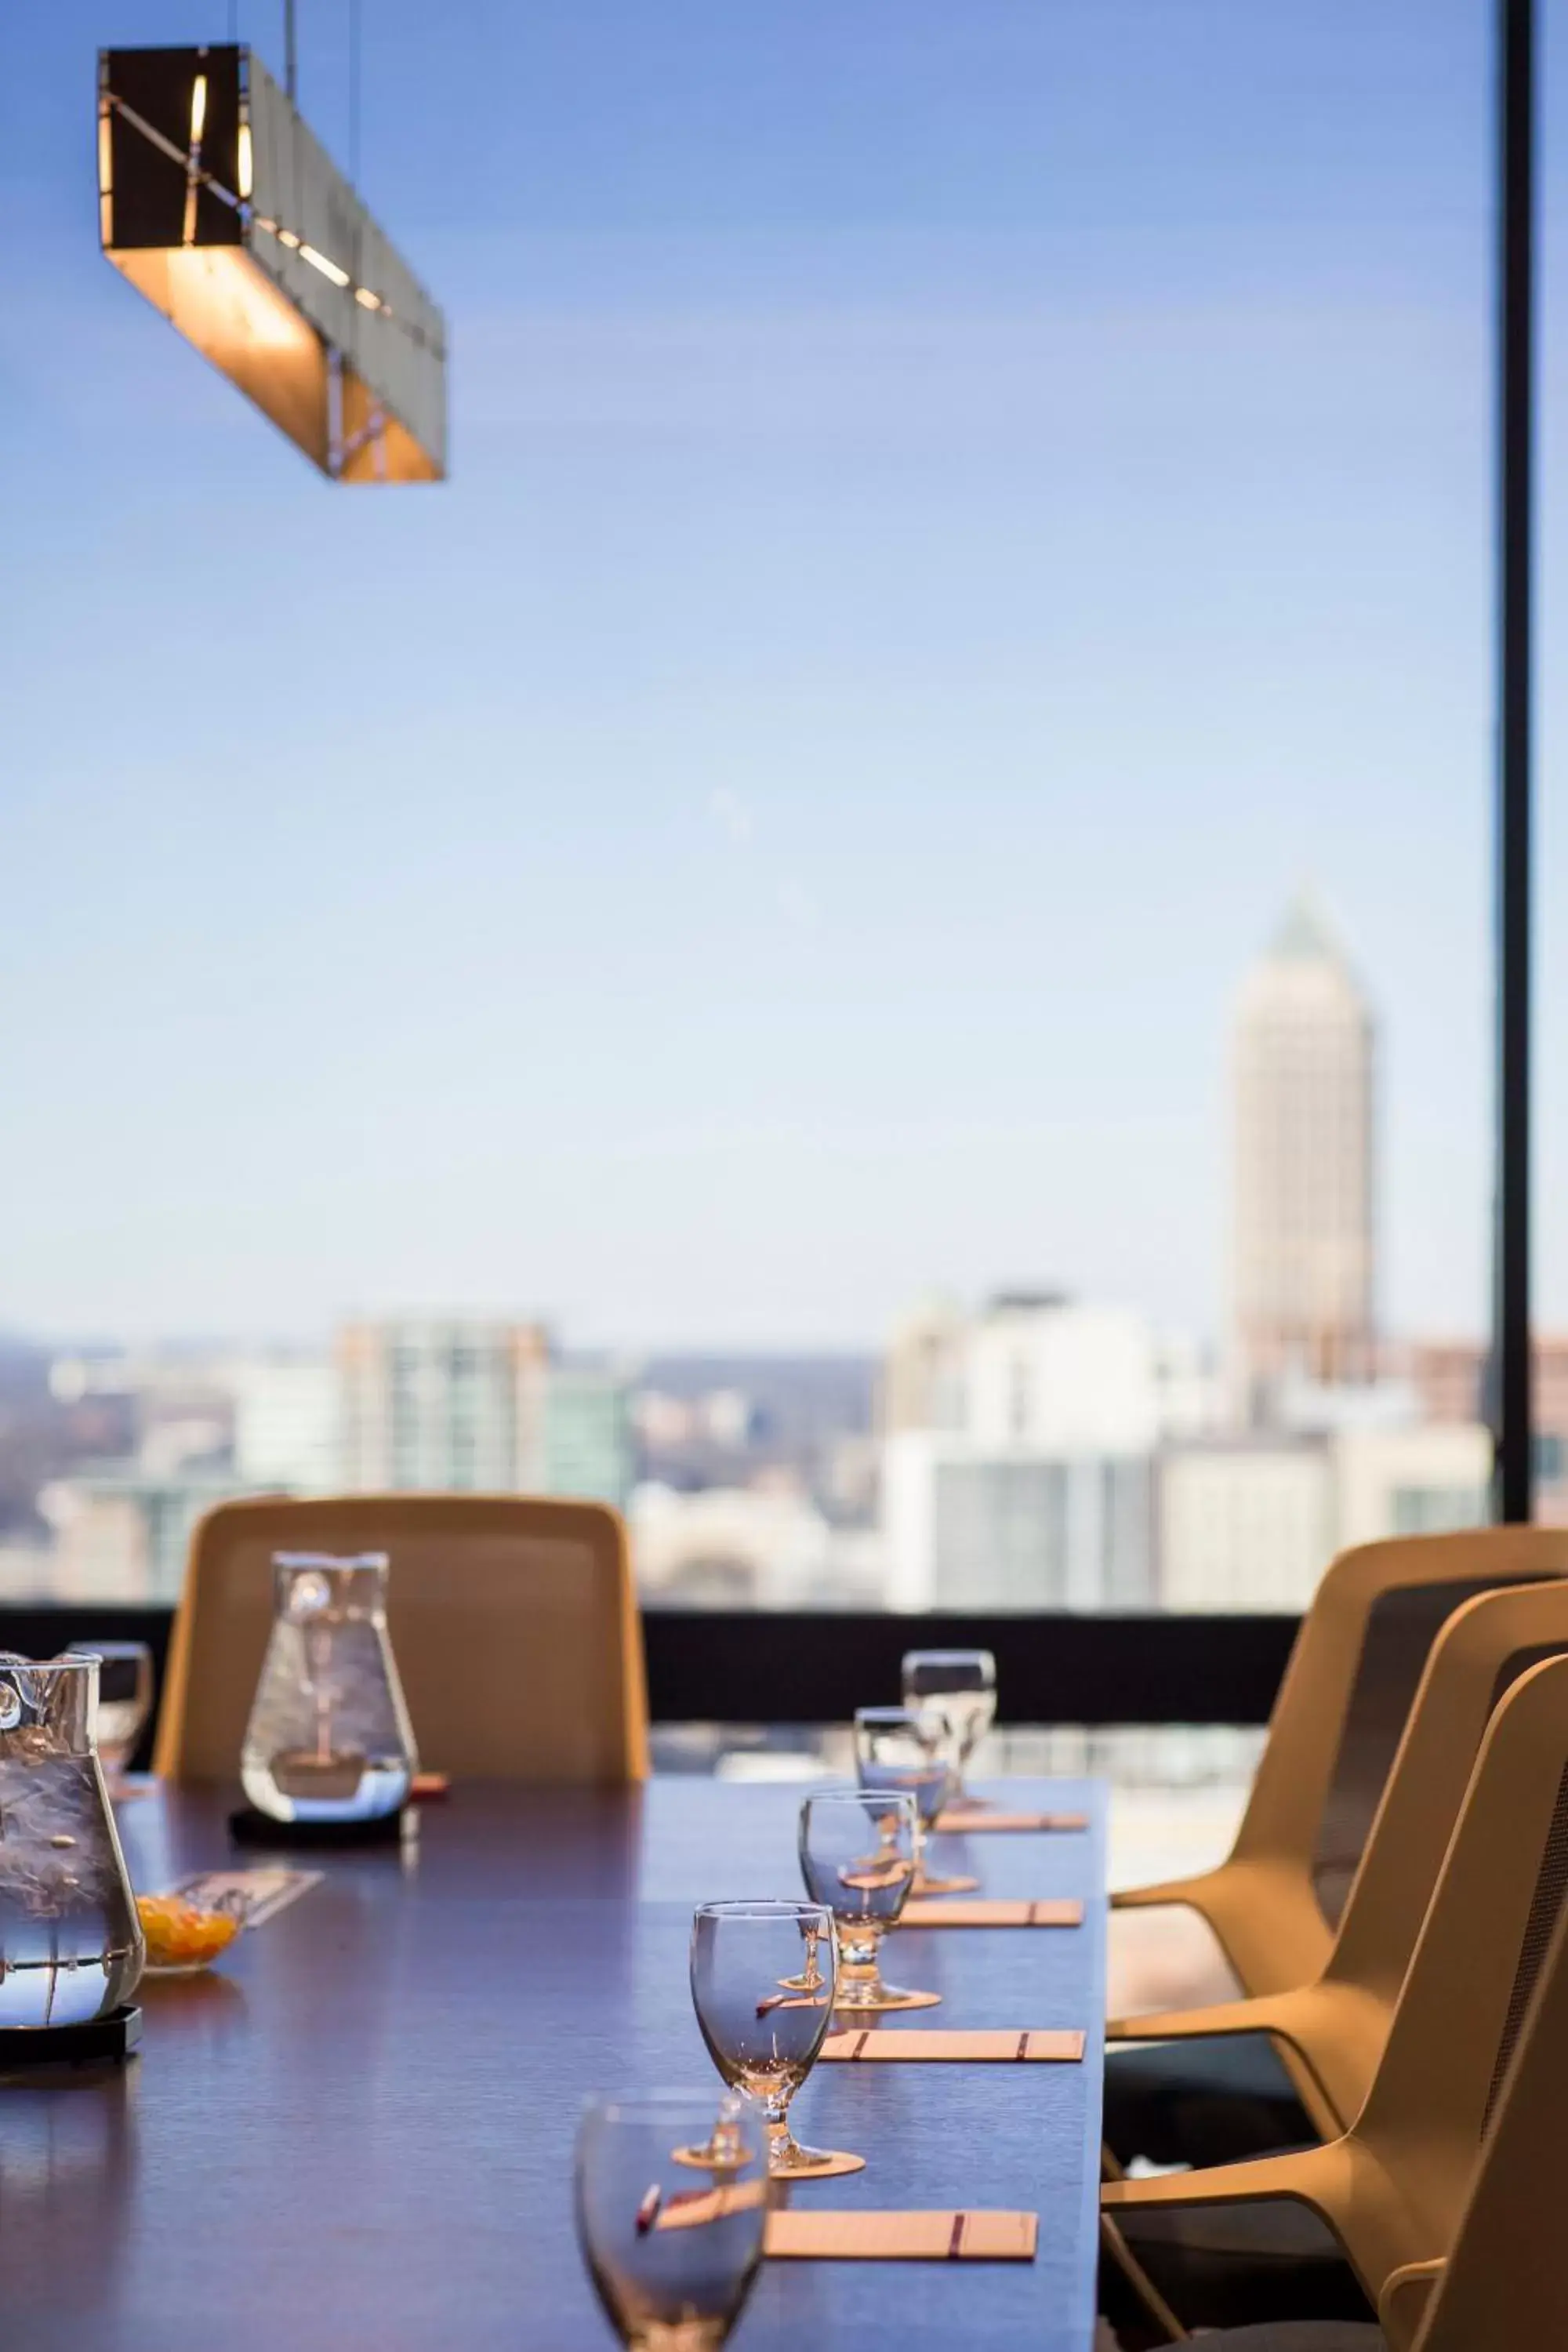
[833,1984,942,2014]
[671,2142,764,2174]
[773,2147,866,2180]
[913,1871,979,1896]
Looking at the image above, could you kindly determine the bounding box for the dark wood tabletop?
[6,1775,1105,2352]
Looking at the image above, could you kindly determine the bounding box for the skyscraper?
[337,1319,549,1492]
[1232,898,1375,1405]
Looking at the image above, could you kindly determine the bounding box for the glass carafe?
[241,1553,418,1824]
[0,1654,144,2028]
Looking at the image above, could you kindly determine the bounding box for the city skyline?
[6,2,1568,1348]
[0,887,1513,1363]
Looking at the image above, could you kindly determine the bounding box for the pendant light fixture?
[98,42,446,481]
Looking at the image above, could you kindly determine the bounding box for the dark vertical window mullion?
[1492,0,1536,1523]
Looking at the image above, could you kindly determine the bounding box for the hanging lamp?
[97,43,446,481]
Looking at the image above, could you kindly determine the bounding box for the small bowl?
[136,1894,245,1978]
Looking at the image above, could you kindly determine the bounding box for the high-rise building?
[337,1319,549,1492]
[1232,897,1375,1406]
[543,1367,635,1509]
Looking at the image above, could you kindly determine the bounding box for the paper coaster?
[772,2147,866,2180]
[821,2027,1085,2063]
[767,2209,1036,2261]
[911,1871,980,1896]
[897,1898,1082,1929]
[833,1985,942,2013]
[671,2143,766,2175]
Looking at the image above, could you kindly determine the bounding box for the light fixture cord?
[349,0,361,182]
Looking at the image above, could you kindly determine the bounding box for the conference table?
[3,1776,1106,2350]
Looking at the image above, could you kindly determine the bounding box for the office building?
[881,1293,1169,1609]
[884,1433,1153,1610]
[1232,897,1376,1406]
[37,1466,265,1602]
[1330,1421,1490,1547]
[1410,1336,1568,1524]
[1158,1439,1332,1612]
[338,1319,549,1492]
[231,1358,340,1493]
[544,1367,635,1510]
[880,1297,966,1434]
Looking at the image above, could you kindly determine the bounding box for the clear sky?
[3,0,1567,1352]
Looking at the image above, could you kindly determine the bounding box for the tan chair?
[1109,1573,1568,2143]
[1388,1893,1568,2352]
[1110,1526,1568,2017]
[1102,1650,1568,2345]
[1141,1897,1568,2352]
[154,1494,648,1784]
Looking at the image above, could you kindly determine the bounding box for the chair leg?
[1098,2212,1189,2347]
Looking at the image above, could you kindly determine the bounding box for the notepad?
[652,2183,768,2232]
[932,1810,1088,1835]
[766,2210,1038,2262]
[168,1868,321,1926]
[896,1898,1083,1929]
[821,2027,1085,2063]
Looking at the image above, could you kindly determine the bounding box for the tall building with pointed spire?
[1232,898,1375,1405]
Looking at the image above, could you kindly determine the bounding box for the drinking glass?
[853,1705,954,1829]
[75,1642,154,1782]
[690,1899,848,2177]
[901,1649,997,1802]
[799,1787,932,2009]
[575,2091,768,2350]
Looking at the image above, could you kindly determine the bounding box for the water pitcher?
[0,1654,144,2028]
[241,1552,418,1824]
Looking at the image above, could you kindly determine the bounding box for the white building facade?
[1158,1440,1333,1612]
[882,1294,1189,1610]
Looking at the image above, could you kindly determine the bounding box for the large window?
[0,2,1500,1617]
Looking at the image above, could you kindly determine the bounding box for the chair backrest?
[1352,1652,1568,2249]
[1413,1897,1568,2352]
[1228,1527,1568,1929]
[1327,1576,1568,2007]
[154,1494,649,1784]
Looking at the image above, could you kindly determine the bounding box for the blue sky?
[2,0,1566,1351]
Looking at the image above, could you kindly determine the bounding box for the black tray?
[0,2002,141,2071]
[227,1805,412,1850]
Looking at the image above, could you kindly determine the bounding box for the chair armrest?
[1112,1875,1212,1911]
[1102,2135,1355,2226]
[1380,2257,1445,2351]
[1108,1994,1288,2044]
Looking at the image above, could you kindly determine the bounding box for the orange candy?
[136,1894,241,1969]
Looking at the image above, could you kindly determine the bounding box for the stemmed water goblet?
[798,1787,936,2012]
[901,1649,997,1807]
[689,1899,860,2178]
[854,1703,964,1896]
[575,2090,769,2350]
